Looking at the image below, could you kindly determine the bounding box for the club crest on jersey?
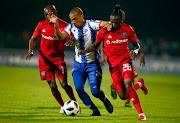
[41,71,45,76]
[122,32,127,38]
[85,29,88,32]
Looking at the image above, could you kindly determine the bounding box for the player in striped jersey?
[48,7,113,116]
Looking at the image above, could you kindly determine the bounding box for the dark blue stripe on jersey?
[78,27,86,63]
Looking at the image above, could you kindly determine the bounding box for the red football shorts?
[39,55,67,81]
[109,60,138,93]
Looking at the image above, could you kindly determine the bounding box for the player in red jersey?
[107,8,147,108]
[78,4,148,120]
[26,5,76,113]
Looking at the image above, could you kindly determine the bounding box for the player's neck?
[113,26,121,31]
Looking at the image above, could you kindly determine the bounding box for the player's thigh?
[72,70,87,90]
[109,67,125,93]
[39,58,55,81]
[55,61,67,80]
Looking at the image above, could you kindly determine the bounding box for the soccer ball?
[63,100,80,116]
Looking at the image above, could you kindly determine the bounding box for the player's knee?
[59,79,68,89]
[48,80,58,92]
[119,95,126,100]
[118,92,127,100]
[121,97,127,100]
[124,79,133,89]
[61,82,68,89]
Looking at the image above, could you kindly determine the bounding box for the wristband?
[28,50,33,55]
[133,49,139,55]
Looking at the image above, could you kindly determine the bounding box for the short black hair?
[111,4,122,19]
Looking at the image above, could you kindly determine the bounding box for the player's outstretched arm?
[26,35,37,60]
[99,21,110,28]
[47,13,68,41]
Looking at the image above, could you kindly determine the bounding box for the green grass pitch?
[0,66,179,122]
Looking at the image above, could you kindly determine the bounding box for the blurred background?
[0,0,180,74]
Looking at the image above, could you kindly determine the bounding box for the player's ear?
[81,14,84,19]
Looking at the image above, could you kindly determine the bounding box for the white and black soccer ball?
[63,100,80,116]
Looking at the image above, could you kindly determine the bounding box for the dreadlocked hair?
[111,4,122,19]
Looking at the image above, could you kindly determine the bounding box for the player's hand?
[140,54,145,67]
[130,50,138,61]
[65,37,75,46]
[47,12,58,24]
[65,40,75,46]
[78,49,86,56]
[104,22,112,31]
[26,52,33,61]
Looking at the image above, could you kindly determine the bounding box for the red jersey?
[96,24,138,67]
[33,18,68,59]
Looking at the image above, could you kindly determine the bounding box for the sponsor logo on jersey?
[106,39,128,44]
[108,35,112,38]
[42,34,58,40]
[106,40,110,44]
[42,29,46,32]
[122,32,127,38]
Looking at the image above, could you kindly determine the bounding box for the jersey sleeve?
[129,26,138,42]
[96,29,104,43]
[64,23,72,36]
[89,20,102,31]
[58,18,68,30]
[33,22,42,37]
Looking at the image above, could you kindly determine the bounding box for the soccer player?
[78,5,148,120]
[48,7,113,116]
[109,9,147,108]
[25,5,76,113]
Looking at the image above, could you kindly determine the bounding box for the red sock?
[52,90,64,107]
[126,97,131,103]
[127,87,143,114]
[65,85,76,101]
